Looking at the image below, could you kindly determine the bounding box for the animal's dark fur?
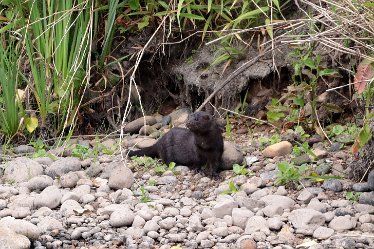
[128,111,224,176]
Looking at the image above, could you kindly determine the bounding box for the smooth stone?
[0,226,31,249]
[221,141,244,170]
[26,175,53,192]
[313,226,334,240]
[108,166,134,190]
[110,209,135,227]
[46,157,81,178]
[262,141,292,158]
[3,157,43,183]
[124,116,157,134]
[33,186,62,209]
[288,209,325,235]
[0,216,41,240]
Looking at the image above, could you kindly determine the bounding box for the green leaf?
[358,123,372,146]
[129,0,140,10]
[138,16,150,30]
[303,57,316,69]
[25,117,38,133]
[265,18,273,39]
[208,0,212,12]
[179,13,205,20]
[364,2,374,7]
[319,69,337,77]
[272,0,280,10]
[158,1,169,9]
[234,7,269,23]
[293,96,304,107]
[177,0,185,26]
[267,111,285,122]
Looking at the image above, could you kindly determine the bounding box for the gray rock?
[0,216,41,240]
[61,192,80,203]
[368,169,374,191]
[46,157,81,178]
[132,215,146,228]
[212,227,229,237]
[213,199,239,218]
[360,223,374,233]
[329,215,356,231]
[72,184,91,197]
[169,108,191,127]
[139,125,157,136]
[0,200,7,210]
[60,172,80,188]
[267,217,284,230]
[11,207,31,219]
[60,200,82,216]
[143,220,160,233]
[221,141,244,170]
[85,162,104,177]
[244,216,269,234]
[14,145,36,154]
[288,209,325,235]
[3,157,43,183]
[110,209,135,227]
[354,203,374,214]
[307,198,328,213]
[240,183,258,195]
[157,175,177,185]
[189,214,203,232]
[352,182,371,192]
[108,166,134,190]
[297,189,315,203]
[124,116,157,134]
[200,239,214,248]
[37,217,63,232]
[123,227,144,239]
[71,227,89,240]
[27,175,53,192]
[80,193,95,204]
[33,186,62,209]
[159,217,176,230]
[262,205,284,217]
[359,192,374,206]
[232,208,254,229]
[33,157,53,166]
[0,226,31,249]
[313,226,334,240]
[315,163,331,175]
[322,179,343,192]
[262,141,292,158]
[260,195,295,210]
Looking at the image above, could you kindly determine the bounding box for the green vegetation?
[345,191,361,203]
[131,156,176,175]
[232,164,253,176]
[221,180,239,195]
[139,185,152,203]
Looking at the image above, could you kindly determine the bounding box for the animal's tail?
[128,145,158,158]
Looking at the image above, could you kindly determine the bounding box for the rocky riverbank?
[0,112,374,249]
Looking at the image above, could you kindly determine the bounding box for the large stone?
[110,209,135,227]
[213,199,239,218]
[260,195,295,210]
[221,141,244,170]
[288,209,325,235]
[0,226,30,249]
[27,175,53,192]
[37,217,63,233]
[313,226,334,240]
[3,157,43,183]
[108,167,134,190]
[46,157,81,178]
[33,186,62,209]
[329,215,357,231]
[60,200,82,217]
[244,216,269,234]
[262,141,292,158]
[232,208,254,229]
[169,108,191,127]
[0,216,41,240]
[124,116,157,134]
[60,172,80,188]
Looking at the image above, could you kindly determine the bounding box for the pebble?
[0,136,372,248]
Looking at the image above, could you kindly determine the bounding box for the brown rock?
[262,141,292,158]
